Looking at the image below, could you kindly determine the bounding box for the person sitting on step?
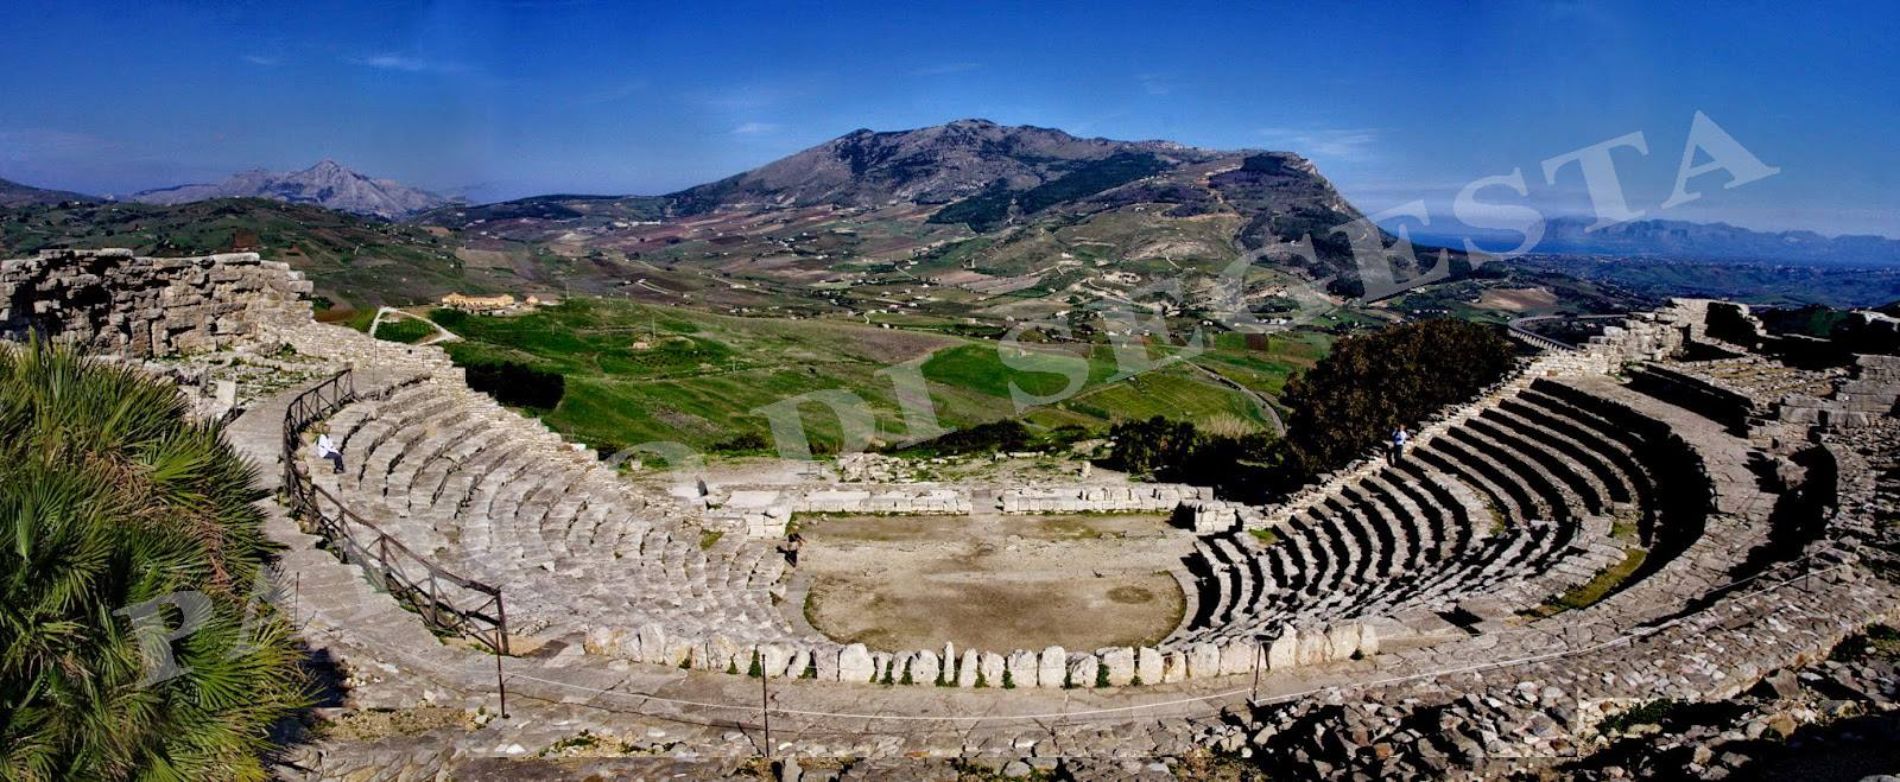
[778,531,804,567]
[315,431,345,474]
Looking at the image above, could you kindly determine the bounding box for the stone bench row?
[791,487,973,515]
[581,622,1381,688]
[312,380,810,648]
[1171,382,1675,644]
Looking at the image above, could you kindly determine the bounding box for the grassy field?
[426,297,1324,457]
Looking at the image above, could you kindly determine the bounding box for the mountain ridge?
[0,177,100,208]
[132,160,449,219]
[1532,216,1900,266]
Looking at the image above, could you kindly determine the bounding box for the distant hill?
[427,119,1402,287]
[1533,216,1900,266]
[0,177,98,208]
[0,198,477,306]
[132,160,449,219]
[669,118,1219,212]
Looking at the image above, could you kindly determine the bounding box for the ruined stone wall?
[0,249,313,358]
[999,484,1210,514]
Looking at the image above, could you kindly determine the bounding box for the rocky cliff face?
[133,160,447,219]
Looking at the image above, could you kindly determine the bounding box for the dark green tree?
[1280,319,1517,478]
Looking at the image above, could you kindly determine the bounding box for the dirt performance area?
[797,513,1192,653]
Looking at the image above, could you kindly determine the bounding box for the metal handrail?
[281,369,510,655]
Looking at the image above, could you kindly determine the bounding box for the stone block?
[1162,650,1188,684]
[1268,630,1299,670]
[909,650,940,686]
[637,623,668,664]
[1219,642,1258,676]
[1067,654,1101,689]
[1327,625,1361,662]
[957,650,981,688]
[1038,646,1068,688]
[1134,647,1163,685]
[761,643,794,678]
[838,644,875,683]
[981,652,1007,687]
[1186,643,1221,679]
[1006,651,1038,688]
[1099,647,1136,686]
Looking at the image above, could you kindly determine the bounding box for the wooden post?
[761,664,772,760]
[495,648,509,719]
[495,594,510,719]
[1251,642,1263,703]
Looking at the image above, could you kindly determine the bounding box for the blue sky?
[1,1,1894,236]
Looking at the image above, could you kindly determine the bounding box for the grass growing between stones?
[1247,527,1279,545]
[1526,547,1649,618]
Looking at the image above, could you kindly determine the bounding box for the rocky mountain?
[0,177,98,208]
[1534,216,1900,266]
[433,119,1393,285]
[132,160,448,219]
[668,118,1220,212]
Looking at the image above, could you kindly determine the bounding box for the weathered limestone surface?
[1,249,311,358]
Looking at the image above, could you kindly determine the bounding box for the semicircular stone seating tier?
[310,378,821,656]
[301,357,1751,687]
[1168,375,1702,649]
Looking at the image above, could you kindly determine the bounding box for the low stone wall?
[1,249,313,358]
[1780,354,1900,430]
[1626,361,1759,434]
[1000,484,1209,514]
[793,486,973,515]
[1175,499,1265,534]
[583,619,1381,688]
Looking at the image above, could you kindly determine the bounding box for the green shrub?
[455,358,566,411]
[0,343,310,781]
[372,316,435,345]
[710,432,770,453]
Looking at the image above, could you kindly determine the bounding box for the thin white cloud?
[347,53,467,74]
[1137,73,1173,96]
[243,54,281,67]
[731,122,781,136]
[1257,127,1380,162]
[912,62,982,76]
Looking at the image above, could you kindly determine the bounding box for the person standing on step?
[1389,423,1409,465]
[315,431,345,474]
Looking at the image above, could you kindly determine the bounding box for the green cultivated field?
[427,298,1328,457]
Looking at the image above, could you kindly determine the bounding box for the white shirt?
[316,434,339,458]
[1393,429,1409,446]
